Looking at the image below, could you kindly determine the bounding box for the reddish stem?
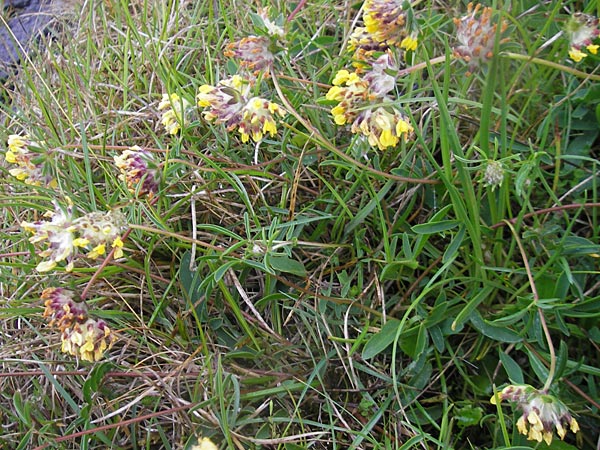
[30,403,195,450]
[287,0,307,21]
[490,202,600,229]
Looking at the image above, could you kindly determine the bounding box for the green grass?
[1,0,599,448]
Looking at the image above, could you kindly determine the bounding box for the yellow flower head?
[566,12,600,61]
[491,384,579,445]
[61,318,116,362]
[158,93,191,135]
[350,107,413,151]
[238,97,286,143]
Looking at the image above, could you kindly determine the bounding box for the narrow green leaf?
[499,352,524,384]
[443,225,465,263]
[362,319,401,360]
[526,348,550,384]
[470,310,522,343]
[412,220,460,234]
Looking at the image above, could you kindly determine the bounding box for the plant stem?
[503,220,556,392]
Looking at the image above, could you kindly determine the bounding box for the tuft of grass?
[1,0,599,449]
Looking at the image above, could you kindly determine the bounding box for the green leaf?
[442,225,465,263]
[499,352,524,384]
[526,348,550,384]
[83,362,114,403]
[470,310,522,343]
[268,255,307,277]
[412,220,461,234]
[380,259,419,280]
[362,319,400,359]
[454,404,483,428]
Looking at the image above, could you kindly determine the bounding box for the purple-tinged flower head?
[362,52,398,97]
[4,134,56,187]
[197,76,286,143]
[363,0,416,49]
[61,317,116,362]
[41,287,88,331]
[20,199,81,272]
[73,210,127,260]
[197,75,251,129]
[566,12,600,62]
[453,3,508,75]
[491,384,580,445]
[158,93,191,135]
[225,36,275,72]
[223,8,286,73]
[114,146,159,199]
[347,27,391,70]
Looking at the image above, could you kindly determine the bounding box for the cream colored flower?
[191,437,219,450]
[491,384,579,445]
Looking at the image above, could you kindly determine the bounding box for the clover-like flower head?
[114,146,160,199]
[42,287,89,331]
[61,317,116,362]
[566,12,600,62]
[453,3,508,74]
[491,384,579,445]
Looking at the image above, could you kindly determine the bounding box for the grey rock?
[0,0,56,79]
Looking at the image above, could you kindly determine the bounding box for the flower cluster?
[351,107,413,151]
[21,199,127,272]
[114,146,160,199]
[348,0,417,65]
[453,3,509,75]
[42,287,116,362]
[158,93,191,135]
[197,75,286,143]
[3,134,56,187]
[482,160,504,190]
[225,36,275,72]
[491,384,579,445]
[326,56,413,150]
[224,8,285,74]
[566,12,600,62]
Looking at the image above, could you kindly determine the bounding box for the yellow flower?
[4,134,55,186]
[351,107,413,151]
[158,93,190,135]
[400,35,418,51]
[61,318,116,362]
[566,13,600,62]
[87,244,106,259]
[569,47,587,62]
[191,437,218,450]
[237,97,286,143]
[112,236,124,259]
